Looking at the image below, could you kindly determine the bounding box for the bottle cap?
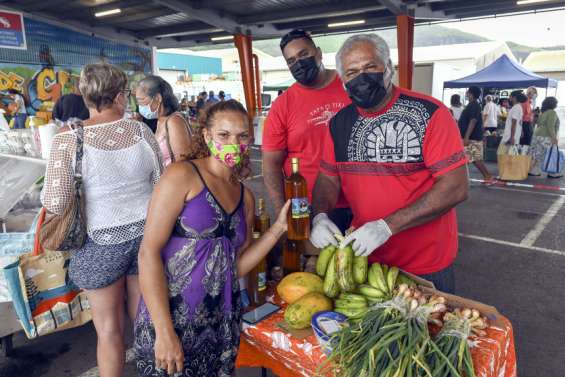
[252,231,261,239]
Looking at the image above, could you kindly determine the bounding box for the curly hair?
[186,99,251,182]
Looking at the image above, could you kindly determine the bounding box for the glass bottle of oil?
[248,232,266,306]
[282,239,303,275]
[254,198,270,234]
[284,157,310,240]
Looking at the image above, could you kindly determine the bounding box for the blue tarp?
[443,54,558,89]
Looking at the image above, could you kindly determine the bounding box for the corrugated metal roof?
[4,0,565,48]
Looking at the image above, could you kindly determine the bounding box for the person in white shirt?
[500,90,527,146]
[449,94,463,122]
[482,95,499,132]
[41,63,162,377]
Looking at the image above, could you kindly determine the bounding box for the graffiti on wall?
[0,65,79,113]
[0,17,152,115]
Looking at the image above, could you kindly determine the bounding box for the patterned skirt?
[529,135,552,175]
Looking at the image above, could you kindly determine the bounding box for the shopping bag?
[0,211,41,258]
[497,145,531,181]
[2,210,91,339]
[541,145,565,175]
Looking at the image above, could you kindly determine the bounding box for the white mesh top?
[41,118,163,245]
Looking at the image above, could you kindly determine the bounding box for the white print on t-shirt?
[307,102,347,127]
[347,97,432,163]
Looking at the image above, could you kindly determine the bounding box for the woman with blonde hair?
[135,100,289,376]
[42,63,162,377]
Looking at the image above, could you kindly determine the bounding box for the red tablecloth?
[236,295,517,377]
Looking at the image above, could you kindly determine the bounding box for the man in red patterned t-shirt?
[310,34,469,293]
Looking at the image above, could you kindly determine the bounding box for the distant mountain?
[187,24,565,63]
[505,41,565,62]
[189,25,490,56]
[506,41,540,62]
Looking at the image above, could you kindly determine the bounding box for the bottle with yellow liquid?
[284,157,310,241]
[248,232,267,306]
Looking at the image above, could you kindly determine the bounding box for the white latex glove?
[342,219,392,257]
[310,213,341,248]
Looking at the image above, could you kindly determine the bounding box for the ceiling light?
[516,0,555,5]
[211,35,234,41]
[328,20,365,28]
[95,8,121,17]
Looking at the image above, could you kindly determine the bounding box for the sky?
[439,8,565,48]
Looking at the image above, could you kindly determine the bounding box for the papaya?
[276,272,324,304]
[284,292,333,329]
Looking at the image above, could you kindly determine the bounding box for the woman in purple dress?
[135,100,289,377]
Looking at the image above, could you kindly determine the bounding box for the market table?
[236,294,517,377]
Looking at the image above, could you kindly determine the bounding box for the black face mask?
[290,56,320,86]
[345,72,389,109]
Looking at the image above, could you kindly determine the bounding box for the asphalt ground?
[1,149,564,377]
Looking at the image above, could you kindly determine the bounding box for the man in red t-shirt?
[262,29,352,232]
[310,34,469,293]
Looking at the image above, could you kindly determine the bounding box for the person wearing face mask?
[41,64,162,377]
[136,75,192,167]
[310,34,469,293]
[135,99,290,377]
[262,29,353,262]
[520,86,537,146]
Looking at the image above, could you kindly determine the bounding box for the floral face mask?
[207,139,248,168]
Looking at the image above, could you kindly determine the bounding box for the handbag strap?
[164,115,175,163]
[33,208,46,256]
[164,113,192,163]
[71,121,85,189]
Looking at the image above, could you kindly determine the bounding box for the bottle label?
[291,197,310,219]
[258,272,267,291]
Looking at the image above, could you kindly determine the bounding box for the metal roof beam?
[0,3,150,48]
[237,2,386,25]
[443,1,565,17]
[136,22,222,38]
[380,0,448,19]
[95,9,175,25]
[379,0,407,15]
[152,0,288,38]
[273,9,391,30]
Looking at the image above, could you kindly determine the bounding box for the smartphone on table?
[242,303,280,324]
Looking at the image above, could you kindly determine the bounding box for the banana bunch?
[333,293,369,320]
[316,238,416,319]
[316,235,368,298]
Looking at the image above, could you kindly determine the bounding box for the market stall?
[236,294,517,377]
[236,243,518,377]
[443,54,558,92]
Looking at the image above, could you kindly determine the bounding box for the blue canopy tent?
[443,54,557,100]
